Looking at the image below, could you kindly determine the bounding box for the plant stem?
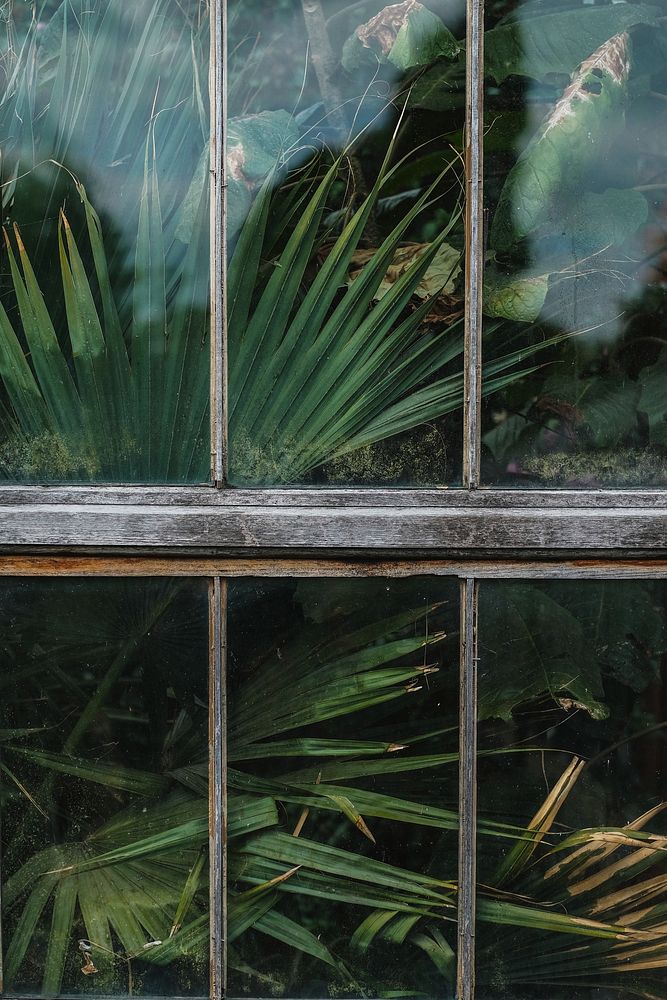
[300,0,376,233]
[301,0,348,135]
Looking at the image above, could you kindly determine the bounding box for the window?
[0,2,665,1000]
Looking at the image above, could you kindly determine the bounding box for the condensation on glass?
[0,2,210,483]
[226,577,460,997]
[0,577,210,995]
[481,1,667,487]
[226,0,466,486]
[476,579,667,998]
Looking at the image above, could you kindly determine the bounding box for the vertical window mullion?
[209,577,227,998]
[464,0,485,490]
[211,0,227,487]
[457,577,479,1000]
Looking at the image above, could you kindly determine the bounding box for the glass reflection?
[482,0,667,486]
[226,0,467,486]
[0,578,210,995]
[227,577,459,997]
[477,580,667,999]
[0,2,210,483]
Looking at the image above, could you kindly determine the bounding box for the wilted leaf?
[342,0,459,73]
[348,242,461,300]
[491,32,634,250]
[227,111,299,241]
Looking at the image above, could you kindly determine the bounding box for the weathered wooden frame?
[0,489,665,555]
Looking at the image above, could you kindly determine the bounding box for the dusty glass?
[0,1,210,483]
[227,576,460,997]
[0,578,210,995]
[481,0,667,487]
[226,0,466,486]
[476,579,667,998]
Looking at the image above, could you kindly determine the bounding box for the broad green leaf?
[485,4,658,83]
[548,580,667,693]
[483,268,549,322]
[482,411,535,464]
[479,584,609,721]
[486,188,648,320]
[342,1,459,73]
[539,372,641,449]
[555,188,648,258]
[406,53,466,111]
[491,33,634,249]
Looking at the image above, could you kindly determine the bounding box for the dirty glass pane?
[226,1,466,486]
[481,0,667,487]
[0,2,210,483]
[0,578,210,995]
[477,579,667,998]
[227,577,459,996]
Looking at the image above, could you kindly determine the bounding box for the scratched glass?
[0,2,210,483]
[476,579,667,999]
[0,578,210,995]
[481,0,667,486]
[226,0,466,486]
[227,576,460,997]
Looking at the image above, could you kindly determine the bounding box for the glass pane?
[0,578,210,995]
[227,577,459,996]
[477,579,667,999]
[482,2,667,487]
[226,1,466,486]
[0,3,210,483]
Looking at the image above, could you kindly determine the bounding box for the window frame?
[0,0,666,998]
